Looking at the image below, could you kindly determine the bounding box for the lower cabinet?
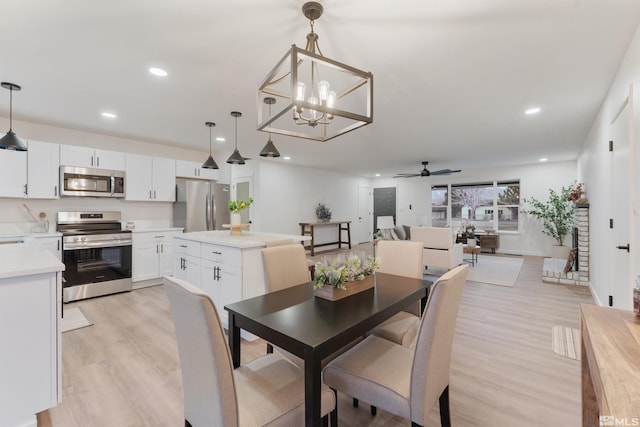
[132,231,182,282]
[173,237,265,330]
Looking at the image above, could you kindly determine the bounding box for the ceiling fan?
[394,161,461,178]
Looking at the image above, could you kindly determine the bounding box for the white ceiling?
[2,0,640,178]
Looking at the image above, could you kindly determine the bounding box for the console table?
[580,304,640,426]
[456,233,500,253]
[299,220,351,256]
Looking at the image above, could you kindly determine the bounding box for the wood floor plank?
[39,254,593,426]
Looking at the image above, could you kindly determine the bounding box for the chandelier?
[257,2,373,142]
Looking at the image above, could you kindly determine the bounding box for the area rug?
[551,326,581,361]
[61,307,93,333]
[464,255,524,287]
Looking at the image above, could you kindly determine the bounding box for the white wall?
[245,160,371,247]
[373,160,577,256]
[578,25,640,307]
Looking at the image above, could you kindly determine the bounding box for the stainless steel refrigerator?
[173,179,230,232]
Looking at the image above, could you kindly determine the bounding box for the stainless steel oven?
[57,211,132,302]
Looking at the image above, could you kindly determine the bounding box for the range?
[57,211,132,302]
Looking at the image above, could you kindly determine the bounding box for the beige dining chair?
[262,243,311,292]
[322,264,469,427]
[367,240,424,346]
[163,276,336,426]
[262,243,311,354]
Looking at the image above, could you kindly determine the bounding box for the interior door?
[610,96,632,309]
[356,186,373,243]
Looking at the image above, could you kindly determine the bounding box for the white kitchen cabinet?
[173,239,201,286]
[60,145,125,170]
[0,149,27,198]
[132,231,181,282]
[35,235,62,260]
[125,154,176,202]
[27,140,60,199]
[0,245,62,427]
[176,159,219,181]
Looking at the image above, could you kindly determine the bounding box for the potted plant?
[313,253,379,300]
[464,222,476,246]
[522,184,574,258]
[228,197,253,225]
[315,202,332,222]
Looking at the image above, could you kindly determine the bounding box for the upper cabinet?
[27,140,60,199]
[0,149,27,198]
[60,145,125,170]
[175,160,219,181]
[125,154,176,202]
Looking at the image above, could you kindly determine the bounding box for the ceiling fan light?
[259,139,281,158]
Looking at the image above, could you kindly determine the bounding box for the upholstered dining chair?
[367,240,424,346]
[262,243,311,354]
[163,276,336,426]
[322,264,469,427]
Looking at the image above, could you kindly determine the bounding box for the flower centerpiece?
[568,182,587,204]
[228,197,253,226]
[313,253,379,301]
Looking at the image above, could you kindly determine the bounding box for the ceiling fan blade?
[430,169,461,176]
[394,173,420,178]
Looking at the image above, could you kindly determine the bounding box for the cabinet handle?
[212,251,222,255]
[157,244,159,254]
[57,240,60,251]
[154,190,157,199]
[155,235,165,238]
[149,190,152,199]
[24,184,28,195]
[180,244,187,248]
[194,168,198,176]
[91,155,94,166]
[161,244,164,253]
[97,157,100,168]
[54,185,58,197]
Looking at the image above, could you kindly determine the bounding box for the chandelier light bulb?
[296,82,306,101]
[327,91,336,109]
[318,80,330,102]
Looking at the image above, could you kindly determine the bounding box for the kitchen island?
[173,231,310,338]
[0,243,64,427]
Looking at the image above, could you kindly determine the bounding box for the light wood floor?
[39,254,593,426]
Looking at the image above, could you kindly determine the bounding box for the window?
[430,180,520,232]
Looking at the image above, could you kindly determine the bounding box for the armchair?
[410,226,463,271]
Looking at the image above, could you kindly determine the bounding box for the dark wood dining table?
[225,272,432,427]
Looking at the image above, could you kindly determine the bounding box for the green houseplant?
[522,185,574,247]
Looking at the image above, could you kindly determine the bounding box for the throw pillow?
[403,225,411,240]
[394,226,406,240]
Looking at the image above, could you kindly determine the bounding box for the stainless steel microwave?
[59,166,125,198]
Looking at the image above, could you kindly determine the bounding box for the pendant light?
[202,121,219,169]
[226,111,245,165]
[259,97,281,158]
[0,82,27,151]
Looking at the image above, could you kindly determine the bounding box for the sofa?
[409,226,463,270]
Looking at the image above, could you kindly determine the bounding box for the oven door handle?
[64,240,132,250]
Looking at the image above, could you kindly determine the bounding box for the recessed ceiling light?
[539,158,548,162]
[149,67,168,77]
[216,137,225,142]
[283,156,291,160]
[525,107,541,115]
[101,112,117,119]
[375,173,380,177]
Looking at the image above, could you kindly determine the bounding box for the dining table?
[225,272,432,427]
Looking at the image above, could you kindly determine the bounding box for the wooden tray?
[314,274,375,301]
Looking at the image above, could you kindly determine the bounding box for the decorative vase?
[550,245,571,260]
[314,275,375,301]
[231,212,241,226]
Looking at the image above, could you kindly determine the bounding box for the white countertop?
[0,243,65,279]
[176,230,310,248]
[130,227,184,233]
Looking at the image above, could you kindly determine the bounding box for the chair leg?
[330,388,338,426]
[438,385,451,427]
[370,405,377,416]
[352,397,358,408]
[185,420,192,427]
[411,423,422,427]
[266,343,273,354]
[322,414,329,426]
